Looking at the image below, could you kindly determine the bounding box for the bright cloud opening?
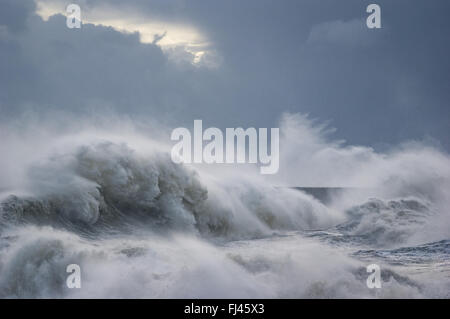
[35,0,220,67]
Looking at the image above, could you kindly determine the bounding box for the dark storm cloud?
[0,0,449,149]
[0,0,36,32]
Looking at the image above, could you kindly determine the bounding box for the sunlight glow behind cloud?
[35,0,219,67]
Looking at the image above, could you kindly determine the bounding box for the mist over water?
[0,113,449,298]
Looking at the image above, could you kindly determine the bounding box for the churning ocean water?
[0,132,449,299]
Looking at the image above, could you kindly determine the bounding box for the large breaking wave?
[0,141,338,239]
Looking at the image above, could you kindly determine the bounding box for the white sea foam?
[0,113,448,298]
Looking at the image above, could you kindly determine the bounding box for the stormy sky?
[1,0,449,150]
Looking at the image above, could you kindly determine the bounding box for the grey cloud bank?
[0,0,449,150]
